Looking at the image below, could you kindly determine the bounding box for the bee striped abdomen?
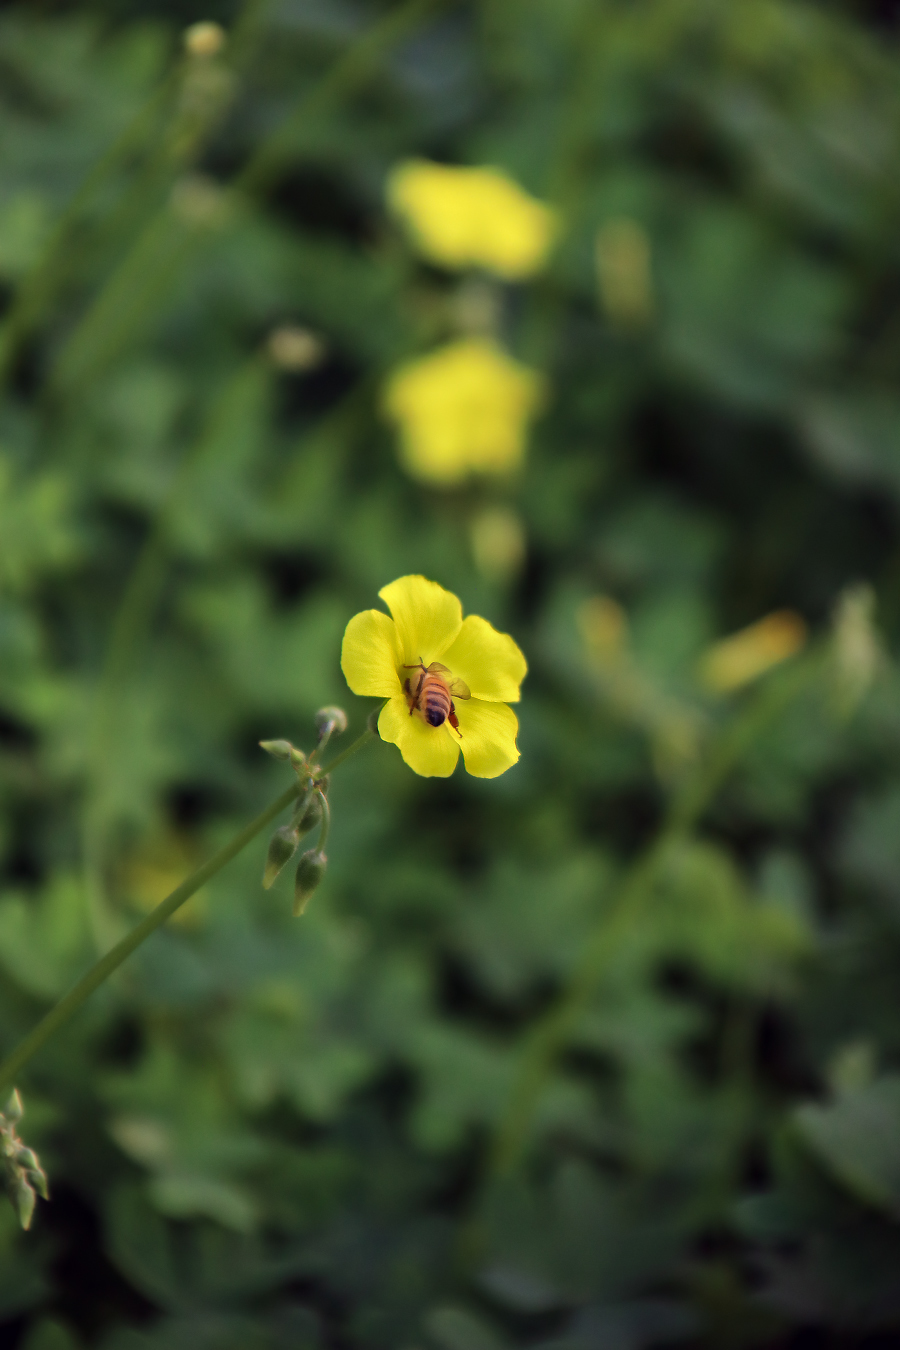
[421,677,451,726]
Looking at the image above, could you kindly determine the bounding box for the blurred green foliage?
[2,0,900,1345]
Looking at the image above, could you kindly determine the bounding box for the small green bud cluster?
[260,708,346,914]
[1,1090,48,1230]
[259,739,306,769]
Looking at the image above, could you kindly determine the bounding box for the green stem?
[0,727,376,1095]
[235,0,446,196]
[317,725,376,778]
[80,358,269,945]
[488,648,827,1177]
[315,789,332,854]
[0,72,177,388]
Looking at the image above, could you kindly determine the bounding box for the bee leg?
[448,706,462,739]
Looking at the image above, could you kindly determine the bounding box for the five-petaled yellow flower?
[388,159,557,280]
[341,575,526,778]
[383,338,544,486]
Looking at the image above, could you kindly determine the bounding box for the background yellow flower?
[383,338,544,486]
[341,575,526,778]
[698,610,807,693]
[387,159,557,279]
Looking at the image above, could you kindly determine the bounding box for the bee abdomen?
[422,679,451,726]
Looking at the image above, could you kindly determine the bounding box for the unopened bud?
[1,1089,48,1229]
[315,706,348,738]
[293,849,327,916]
[184,21,225,57]
[289,745,307,771]
[14,1178,35,1232]
[15,1145,40,1173]
[25,1160,47,1201]
[267,325,327,372]
[260,739,294,762]
[263,825,300,889]
[292,793,322,835]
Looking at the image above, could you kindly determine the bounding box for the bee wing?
[426,661,451,674]
[447,676,471,700]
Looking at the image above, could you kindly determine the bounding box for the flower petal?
[455,698,520,778]
[378,575,462,666]
[378,696,460,778]
[442,615,527,703]
[341,609,402,697]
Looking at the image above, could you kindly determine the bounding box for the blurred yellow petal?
[456,699,520,778]
[699,610,807,693]
[387,160,557,280]
[442,615,527,703]
[341,609,402,697]
[378,574,462,666]
[378,696,460,777]
[383,339,544,487]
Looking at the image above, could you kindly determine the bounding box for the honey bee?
[404,660,471,737]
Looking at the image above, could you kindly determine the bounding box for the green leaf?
[795,1075,900,1213]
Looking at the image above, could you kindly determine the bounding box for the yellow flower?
[698,610,807,693]
[341,575,526,778]
[383,338,544,486]
[387,159,557,279]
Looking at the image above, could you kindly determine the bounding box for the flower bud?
[259,739,295,762]
[292,793,322,835]
[315,706,347,738]
[4,1090,22,1124]
[14,1178,35,1232]
[0,1090,48,1229]
[184,21,225,57]
[267,325,327,372]
[293,849,327,916]
[263,825,300,889]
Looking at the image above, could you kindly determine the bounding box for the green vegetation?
[1,0,900,1345]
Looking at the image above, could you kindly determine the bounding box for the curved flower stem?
[315,789,332,855]
[235,0,445,196]
[487,647,827,1179]
[0,727,375,1096]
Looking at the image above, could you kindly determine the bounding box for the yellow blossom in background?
[383,338,544,486]
[387,159,557,280]
[698,610,807,693]
[341,574,526,778]
[595,217,654,328]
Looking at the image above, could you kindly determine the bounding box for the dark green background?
[2,1,900,1346]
